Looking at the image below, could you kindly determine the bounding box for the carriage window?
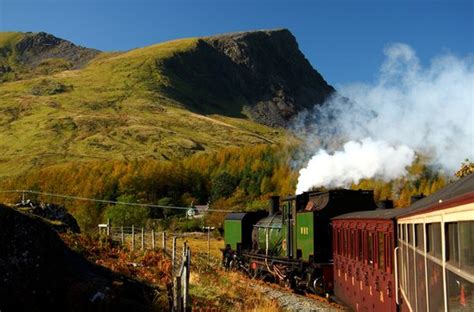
[386,234,392,272]
[408,224,413,245]
[446,222,459,264]
[368,232,374,265]
[358,229,363,260]
[340,229,344,255]
[344,229,348,257]
[445,221,474,274]
[404,224,407,242]
[349,230,353,258]
[426,223,442,258]
[459,221,474,274]
[378,232,385,271]
[415,224,424,249]
[398,224,403,241]
[352,230,357,259]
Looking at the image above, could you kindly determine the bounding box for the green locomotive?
[223,190,377,293]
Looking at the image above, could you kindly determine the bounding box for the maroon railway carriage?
[332,207,401,311]
[332,174,474,312]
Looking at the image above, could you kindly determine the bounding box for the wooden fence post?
[182,261,187,311]
[131,225,135,250]
[151,229,155,249]
[107,218,111,237]
[172,236,177,272]
[141,227,145,250]
[121,226,124,245]
[162,232,167,253]
[173,275,181,312]
[183,247,191,311]
[208,226,211,264]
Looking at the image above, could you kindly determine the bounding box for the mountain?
[0,32,99,81]
[0,30,333,177]
[159,30,334,126]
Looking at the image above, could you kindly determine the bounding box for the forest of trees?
[0,142,453,232]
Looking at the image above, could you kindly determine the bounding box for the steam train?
[222,189,378,293]
[222,174,474,311]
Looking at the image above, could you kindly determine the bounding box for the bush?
[30,79,72,96]
[104,195,150,226]
[211,172,239,200]
[175,217,204,232]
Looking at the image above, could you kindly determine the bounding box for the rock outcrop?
[0,32,100,82]
[15,31,100,69]
[160,29,335,127]
[15,199,80,233]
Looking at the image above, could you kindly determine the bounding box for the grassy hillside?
[0,32,26,81]
[0,33,289,177]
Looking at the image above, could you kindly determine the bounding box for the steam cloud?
[296,138,415,194]
[296,43,474,192]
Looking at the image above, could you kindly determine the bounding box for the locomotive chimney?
[377,198,394,209]
[268,195,280,216]
[410,193,425,205]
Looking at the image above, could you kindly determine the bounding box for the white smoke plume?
[296,138,415,193]
[296,43,474,192]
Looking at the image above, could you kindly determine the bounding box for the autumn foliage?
[0,143,450,231]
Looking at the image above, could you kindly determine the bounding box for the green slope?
[0,34,289,177]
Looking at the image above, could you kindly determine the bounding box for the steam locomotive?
[222,175,474,311]
[222,189,378,293]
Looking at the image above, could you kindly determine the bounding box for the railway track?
[247,282,347,311]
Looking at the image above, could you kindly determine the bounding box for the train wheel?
[228,259,237,271]
[248,262,260,279]
[281,277,293,290]
[312,276,326,295]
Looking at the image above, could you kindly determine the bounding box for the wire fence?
[98,224,206,311]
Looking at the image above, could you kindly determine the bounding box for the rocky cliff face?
[160,29,335,127]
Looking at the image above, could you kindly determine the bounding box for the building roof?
[224,212,248,221]
[333,174,474,221]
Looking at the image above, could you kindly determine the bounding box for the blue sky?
[1,0,472,86]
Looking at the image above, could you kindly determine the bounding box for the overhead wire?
[0,189,233,212]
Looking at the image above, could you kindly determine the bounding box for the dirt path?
[249,283,346,312]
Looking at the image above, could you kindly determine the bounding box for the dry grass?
[176,235,224,259]
[60,232,282,311]
[174,235,281,311]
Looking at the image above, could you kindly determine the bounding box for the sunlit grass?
[0,33,291,178]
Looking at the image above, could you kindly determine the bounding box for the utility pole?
[131,225,135,250]
[202,226,215,264]
[141,227,145,250]
[151,229,155,249]
[107,218,111,237]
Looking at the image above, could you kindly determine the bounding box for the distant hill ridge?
[0,29,333,177]
[1,29,333,126]
[0,31,99,78]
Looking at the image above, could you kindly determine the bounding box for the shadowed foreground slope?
[0,204,160,312]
